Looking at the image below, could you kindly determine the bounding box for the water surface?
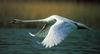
[0,28,100,54]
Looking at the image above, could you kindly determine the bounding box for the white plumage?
[41,21,77,48]
[12,15,88,48]
[41,16,77,48]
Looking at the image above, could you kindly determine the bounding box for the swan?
[11,15,89,48]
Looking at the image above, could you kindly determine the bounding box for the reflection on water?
[0,28,100,54]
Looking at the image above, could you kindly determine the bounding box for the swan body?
[12,15,88,48]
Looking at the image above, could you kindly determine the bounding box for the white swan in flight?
[11,15,89,48]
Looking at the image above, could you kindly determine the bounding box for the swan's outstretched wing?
[29,32,35,37]
[35,24,51,38]
[29,24,51,38]
[29,19,56,38]
[30,24,48,37]
[42,21,77,48]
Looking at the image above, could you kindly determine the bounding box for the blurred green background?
[0,0,100,54]
[0,0,100,28]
